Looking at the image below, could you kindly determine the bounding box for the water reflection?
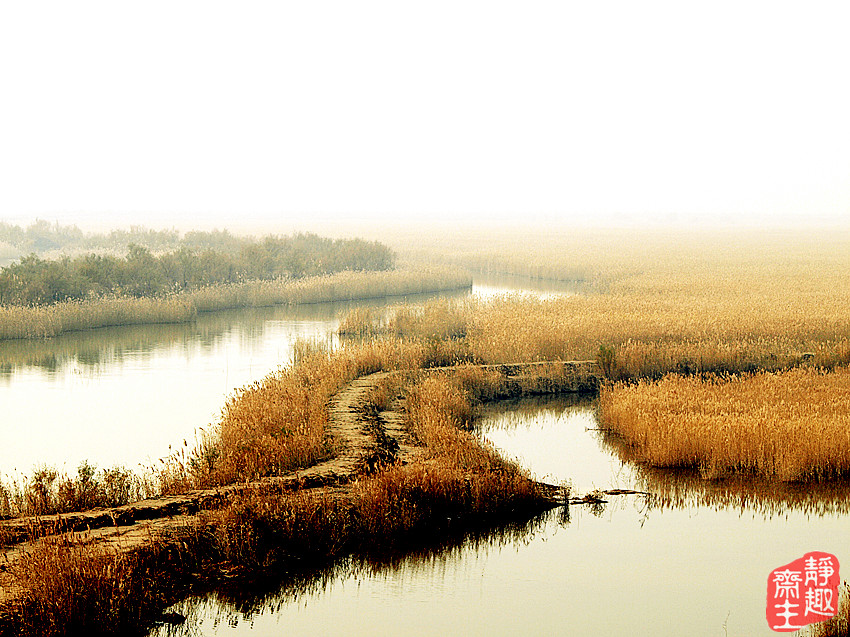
[470,272,582,300]
[0,274,572,477]
[151,511,558,637]
[0,292,467,379]
[145,393,850,637]
[475,394,639,495]
[0,293,460,476]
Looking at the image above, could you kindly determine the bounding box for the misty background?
[1,1,848,236]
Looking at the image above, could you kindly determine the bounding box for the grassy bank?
[0,267,470,340]
[0,349,553,636]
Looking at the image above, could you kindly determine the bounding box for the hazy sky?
[1,1,848,231]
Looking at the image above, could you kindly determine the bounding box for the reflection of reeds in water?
[0,321,199,376]
[475,392,597,427]
[596,428,850,517]
[150,509,555,637]
[0,278,471,378]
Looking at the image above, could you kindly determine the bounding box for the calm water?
[151,396,850,637]
[6,274,845,636]
[0,274,576,478]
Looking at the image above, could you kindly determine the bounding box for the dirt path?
[0,370,413,603]
[0,361,600,605]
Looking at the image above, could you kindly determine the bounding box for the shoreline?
[0,268,472,341]
[0,362,598,635]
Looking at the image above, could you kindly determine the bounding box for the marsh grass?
[396,229,850,376]
[599,367,850,481]
[0,463,149,519]
[336,307,382,337]
[2,526,207,637]
[0,268,471,340]
[0,358,550,636]
[0,297,196,340]
[178,338,477,489]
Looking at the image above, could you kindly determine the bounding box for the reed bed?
[0,354,548,636]
[396,228,850,377]
[0,297,196,340]
[1,525,207,637]
[177,337,478,490]
[204,368,546,564]
[0,268,471,341]
[599,367,850,481]
[188,267,470,313]
[175,342,384,488]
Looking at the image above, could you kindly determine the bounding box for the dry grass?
[187,267,470,313]
[176,341,386,488]
[0,463,150,519]
[175,338,481,490]
[337,307,382,337]
[395,228,850,377]
[0,358,549,636]
[1,529,200,636]
[0,268,470,340]
[0,296,196,340]
[599,367,850,481]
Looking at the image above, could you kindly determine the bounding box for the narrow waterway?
[0,273,577,479]
[150,395,850,637]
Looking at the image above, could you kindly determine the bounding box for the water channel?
[3,274,847,636]
[145,393,850,637]
[0,272,573,479]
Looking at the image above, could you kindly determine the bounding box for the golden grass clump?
[2,532,193,637]
[599,366,850,481]
[185,268,470,312]
[0,296,196,340]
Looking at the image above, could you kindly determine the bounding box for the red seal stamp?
[767,551,840,632]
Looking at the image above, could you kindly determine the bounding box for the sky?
[1,1,849,233]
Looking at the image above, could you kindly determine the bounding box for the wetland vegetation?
[3,227,850,635]
[0,228,470,340]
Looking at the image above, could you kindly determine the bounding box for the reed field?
[5,228,850,633]
[0,267,470,340]
[0,463,150,519]
[599,367,850,481]
[0,349,549,636]
[336,229,850,376]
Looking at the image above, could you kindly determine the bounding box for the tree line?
[0,233,396,305]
